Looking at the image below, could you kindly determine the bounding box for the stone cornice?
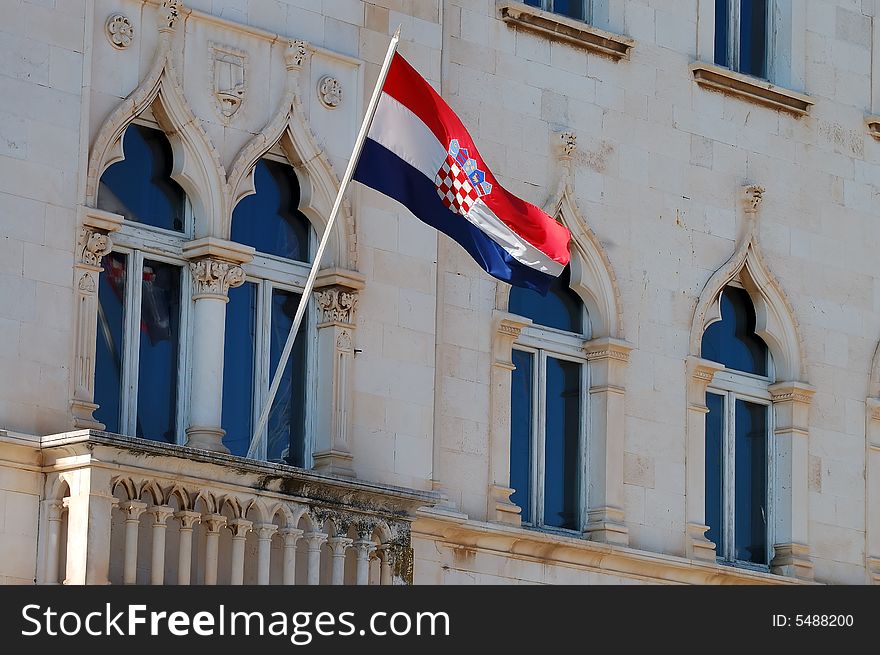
[182,237,255,265]
[498,2,634,60]
[690,62,814,116]
[493,310,533,340]
[687,356,725,383]
[768,381,816,405]
[414,509,814,585]
[583,337,632,363]
[78,206,124,234]
[314,267,366,292]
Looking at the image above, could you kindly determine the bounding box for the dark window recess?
[222,282,258,457]
[267,288,308,466]
[231,159,311,262]
[97,124,186,232]
[509,267,584,334]
[542,356,581,530]
[704,392,725,550]
[739,0,767,78]
[136,259,181,443]
[735,399,768,565]
[714,0,730,67]
[510,349,534,524]
[94,252,127,433]
[701,286,769,376]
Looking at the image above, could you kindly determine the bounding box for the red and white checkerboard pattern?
[435,155,479,216]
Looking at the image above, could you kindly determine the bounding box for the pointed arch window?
[702,284,773,569]
[93,120,191,443]
[508,268,589,531]
[223,156,317,464]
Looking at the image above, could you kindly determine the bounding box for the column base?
[312,449,355,477]
[488,485,522,526]
[686,522,717,562]
[71,400,105,430]
[584,506,629,546]
[771,542,814,581]
[185,426,229,454]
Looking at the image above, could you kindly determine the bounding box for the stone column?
[327,536,353,586]
[120,500,147,585]
[175,510,201,585]
[487,311,532,525]
[228,518,252,585]
[71,207,123,429]
[868,398,880,584]
[378,546,393,586]
[147,505,174,585]
[202,514,226,585]
[279,527,303,585]
[254,523,278,585]
[684,356,726,561]
[182,238,254,453]
[311,269,365,476]
[583,337,633,546]
[352,539,376,586]
[303,532,328,585]
[42,500,65,585]
[62,468,117,585]
[769,381,815,581]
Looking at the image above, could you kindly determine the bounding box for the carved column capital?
[119,500,148,522]
[189,258,246,301]
[45,499,65,522]
[254,523,278,541]
[313,286,359,326]
[279,527,304,545]
[303,531,328,549]
[228,518,253,539]
[77,227,113,268]
[147,505,175,526]
[327,535,353,556]
[202,513,227,533]
[174,510,201,530]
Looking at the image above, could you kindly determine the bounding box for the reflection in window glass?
[508,267,583,333]
[739,0,767,78]
[97,124,186,232]
[231,159,311,262]
[701,286,768,376]
[543,357,581,530]
[510,349,534,524]
[136,259,181,443]
[735,399,768,564]
[268,289,307,466]
[222,282,257,457]
[704,392,725,550]
[95,252,127,433]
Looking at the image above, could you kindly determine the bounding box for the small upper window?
[701,286,769,376]
[97,124,186,232]
[715,0,769,79]
[231,159,311,262]
[508,267,584,334]
[524,0,587,22]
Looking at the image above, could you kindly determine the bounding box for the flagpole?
[246,28,401,460]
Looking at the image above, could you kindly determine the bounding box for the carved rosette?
[314,287,358,325]
[189,259,245,300]
[105,14,134,49]
[77,227,113,268]
[317,75,343,108]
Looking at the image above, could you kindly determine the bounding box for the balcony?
[36,430,437,585]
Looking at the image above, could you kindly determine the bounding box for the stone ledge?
[498,2,633,60]
[690,62,814,116]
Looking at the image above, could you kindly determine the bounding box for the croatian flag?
[353,53,571,294]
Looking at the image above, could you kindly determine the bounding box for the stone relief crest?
[210,42,247,121]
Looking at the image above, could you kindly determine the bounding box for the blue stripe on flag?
[354,138,555,294]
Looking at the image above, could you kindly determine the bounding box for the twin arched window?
[509,268,589,531]
[702,284,772,568]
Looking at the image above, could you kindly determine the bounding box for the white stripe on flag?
[369,93,448,180]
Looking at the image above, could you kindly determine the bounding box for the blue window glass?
[704,392,725,550]
[222,282,257,457]
[95,252,127,433]
[508,267,583,333]
[735,399,768,564]
[268,288,308,466]
[231,159,311,262]
[739,0,767,78]
[714,0,730,67]
[524,0,541,7]
[136,259,181,443]
[701,286,768,376]
[510,349,534,523]
[543,356,581,530]
[552,0,584,21]
[97,124,186,232]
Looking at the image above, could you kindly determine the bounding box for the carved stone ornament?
[78,273,96,293]
[190,259,245,298]
[210,43,247,120]
[314,287,358,324]
[336,331,352,351]
[743,184,765,213]
[561,131,577,157]
[317,75,343,109]
[159,0,180,31]
[286,40,308,70]
[105,14,134,49]
[77,227,113,267]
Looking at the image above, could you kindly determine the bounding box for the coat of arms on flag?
[434,139,492,216]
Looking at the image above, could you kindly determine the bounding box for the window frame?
[512,315,590,535]
[719,0,774,80]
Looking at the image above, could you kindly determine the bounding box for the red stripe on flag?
[382,53,571,266]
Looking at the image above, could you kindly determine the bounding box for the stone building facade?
[0,0,878,585]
